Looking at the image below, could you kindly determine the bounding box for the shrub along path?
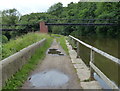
[22,39,81,89]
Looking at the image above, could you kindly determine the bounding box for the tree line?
[48,2,119,38]
[1,2,120,43]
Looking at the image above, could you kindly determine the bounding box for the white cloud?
[0,0,80,15]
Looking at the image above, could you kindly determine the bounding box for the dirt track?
[22,39,81,89]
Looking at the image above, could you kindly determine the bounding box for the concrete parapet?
[0,38,46,88]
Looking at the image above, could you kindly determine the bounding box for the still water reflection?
[76,36,119,88]
[29,70,69,87]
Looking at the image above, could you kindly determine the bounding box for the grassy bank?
[2,34,53,90]
[55,35,69,55]
[2,33,48,60]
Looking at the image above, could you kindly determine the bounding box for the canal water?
[73,36,120,88]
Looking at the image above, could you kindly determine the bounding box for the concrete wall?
[0,38,46,88]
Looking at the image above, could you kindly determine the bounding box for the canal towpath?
[22,39,82,89]
[22,38,102,89]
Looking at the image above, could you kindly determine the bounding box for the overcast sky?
[0,0,80,15]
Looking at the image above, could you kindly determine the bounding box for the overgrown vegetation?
[1,33,48,60]
[54,34,69,55]
[1,8,22,41]
[2,35,53,90]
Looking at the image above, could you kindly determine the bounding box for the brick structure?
[40,21,48,33]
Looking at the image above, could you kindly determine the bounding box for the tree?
[2,8,21,40]
[2,8,20,24]
[47,2,63,16]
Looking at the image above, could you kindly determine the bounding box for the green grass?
[67,37,77,49]
[56,35,69,55]
[2,33,48,60]
[2,34,53,90]
[51,34,62,38]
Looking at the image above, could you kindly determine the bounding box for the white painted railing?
[69,35,120,89]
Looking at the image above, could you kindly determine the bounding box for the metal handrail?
[69,35,120,65]
[69,35,119,89]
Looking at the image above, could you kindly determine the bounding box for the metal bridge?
[0,19,118,31]
[45,23,116,26]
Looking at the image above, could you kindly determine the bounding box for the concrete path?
[22,39,81,89]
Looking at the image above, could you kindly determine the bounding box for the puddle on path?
[29,70,69,87]
[47,48,64,56]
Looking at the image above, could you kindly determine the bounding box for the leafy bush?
[2,35,8,43]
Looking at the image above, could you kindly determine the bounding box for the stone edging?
[66,39,102,89]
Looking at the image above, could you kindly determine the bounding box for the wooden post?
[90,49,95,80]
[77,41,80,58]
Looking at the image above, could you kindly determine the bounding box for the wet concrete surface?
[22,39,81,89]
[29,69,69,87]
[47,48,65,56]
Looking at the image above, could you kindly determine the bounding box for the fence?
[69,35,120,89]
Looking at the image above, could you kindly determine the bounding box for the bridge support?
[40,21,48,33]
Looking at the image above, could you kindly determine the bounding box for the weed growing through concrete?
[56,36,69,55]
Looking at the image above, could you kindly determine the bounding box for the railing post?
[90,49,95,80]
[69,36,71,45]
[68,36,70,43]
[72,38,74,49]
[77,41,80,58]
